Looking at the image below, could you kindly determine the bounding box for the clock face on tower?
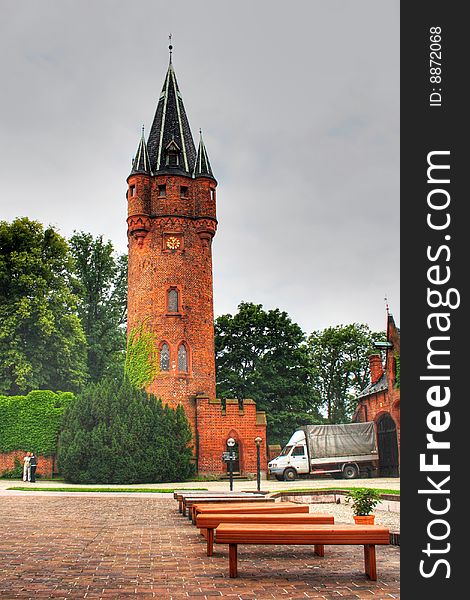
[166,236,181,250]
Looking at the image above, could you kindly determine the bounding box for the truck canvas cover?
[301,422,377,459]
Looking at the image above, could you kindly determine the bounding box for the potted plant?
[345,488,382,524]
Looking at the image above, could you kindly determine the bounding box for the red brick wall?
[196,396,268,475]
[126,173,217,442]
[0,451,55,479]
[268,445,282,461]
[354,315,400,459]
[369,354,384,385]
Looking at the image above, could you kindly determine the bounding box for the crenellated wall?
[196,396,267,475]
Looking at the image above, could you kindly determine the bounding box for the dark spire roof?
[193,130,215,179]
[147,63,196,177]
[130,127,151,176]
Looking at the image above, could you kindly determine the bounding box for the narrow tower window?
[158,184,166,197]
[168,288,179,313]
[130,185,136,197]
[166,148,180,166]
[180,186,188,199]
[178,343,188,372]
[210,188,215,201]
[160,343,170,371]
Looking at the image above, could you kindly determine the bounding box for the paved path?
[0,496,399,599]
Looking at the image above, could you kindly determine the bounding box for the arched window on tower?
[178,343,188,372]
[168,288,179,313]
[160,343,170,372]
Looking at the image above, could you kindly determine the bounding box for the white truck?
[268,422,379,481]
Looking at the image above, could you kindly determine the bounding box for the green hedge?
[0,390,73,455]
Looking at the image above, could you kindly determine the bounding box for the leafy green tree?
[69,232,127,383]
[0,218,87,394]
[308,323,384,423]
[57,377,194,483]
[215,302,322,445]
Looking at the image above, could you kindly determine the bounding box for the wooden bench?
[181,495,268,516]
[215,523,390,580]
[191,500,307,525]
[175,492,264,514]
[184,497,276,520]
[196,512,334,556]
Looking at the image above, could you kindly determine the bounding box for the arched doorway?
[226,440,240,474]
[376,413,399,477]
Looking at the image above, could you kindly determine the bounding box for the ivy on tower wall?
[124,320,160,390]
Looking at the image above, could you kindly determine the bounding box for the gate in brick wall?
[376,412,399,477]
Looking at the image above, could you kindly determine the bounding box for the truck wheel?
[283,468,297,482]
[342,465,358,480]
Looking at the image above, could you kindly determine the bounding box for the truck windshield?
[279,445,293,457]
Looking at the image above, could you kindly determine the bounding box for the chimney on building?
[369,354,384,385]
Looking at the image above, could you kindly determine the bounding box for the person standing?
[29,452,37,483]
[23,452,31,482]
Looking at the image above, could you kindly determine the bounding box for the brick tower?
[126,50,267,475]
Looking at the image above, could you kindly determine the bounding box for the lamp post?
[227,437,236,491]
[255,436,262,492]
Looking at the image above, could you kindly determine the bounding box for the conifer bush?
[57,377,194,483]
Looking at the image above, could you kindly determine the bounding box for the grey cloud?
[0,0,399,334]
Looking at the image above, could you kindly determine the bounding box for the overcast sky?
[0,0,399,335]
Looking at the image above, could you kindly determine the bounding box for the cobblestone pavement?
[0,496,399,600]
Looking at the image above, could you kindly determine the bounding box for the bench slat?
[182,495,271,516]
[193,501,302,511]
[215,523,389,545]
[197,512,334,528]
[188,498,280,522]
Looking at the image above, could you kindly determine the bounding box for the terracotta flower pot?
[353,515,375,525]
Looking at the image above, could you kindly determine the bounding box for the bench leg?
[229,544,238,578]
[207,528,214,556]
[182,504,187,517]
[364,545,377,580]
[314,544,325,557]
[178,499,182,513]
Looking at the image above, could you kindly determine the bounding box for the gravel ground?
[310,501,400,532]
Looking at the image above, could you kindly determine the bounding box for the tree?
[215,302,322,445]
[69,232,127,383]
[308,323,385,423]
[0,218,87,394]
[57,377,194,483]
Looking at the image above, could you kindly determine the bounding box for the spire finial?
[141,124,145,138]
[384,294,389,317]
[168,33,173,63]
